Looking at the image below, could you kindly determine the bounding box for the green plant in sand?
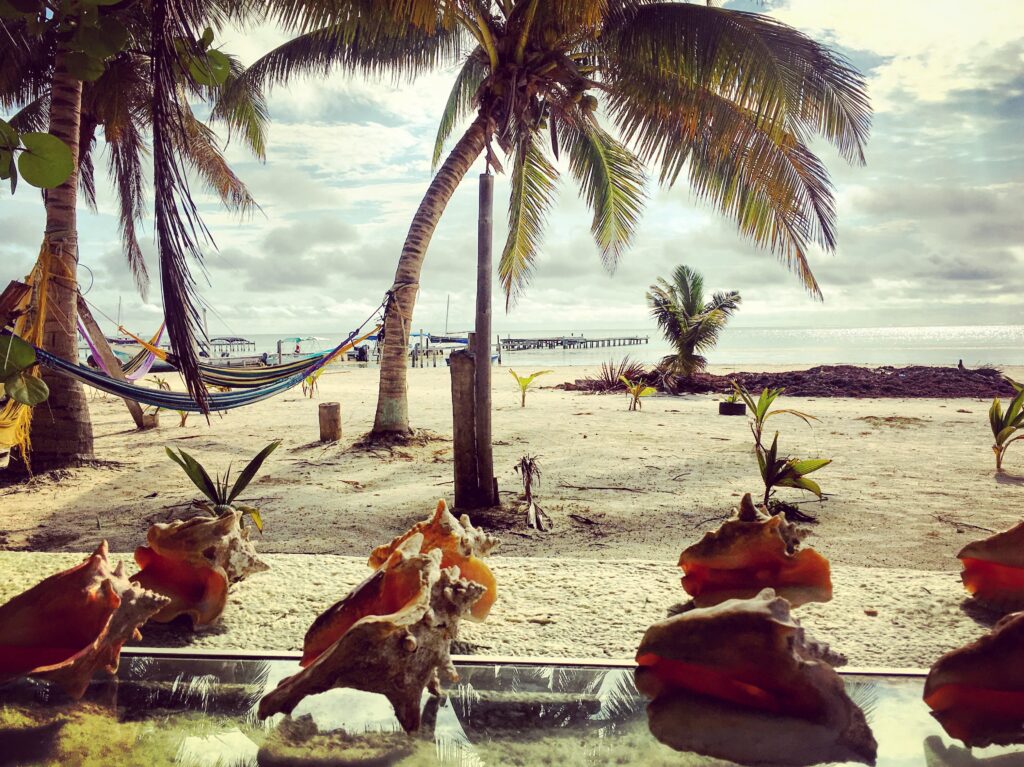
[514,454,551,531]
[734,382,816,450]
[990,379,1024,471]
[165,440,280,532]
[757,432,830,511]
[509,369,552,407]
[620,376,656,411]
[0,334,49,406]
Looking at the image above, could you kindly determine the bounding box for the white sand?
[0,550,997,668]
[1,362,1021,668]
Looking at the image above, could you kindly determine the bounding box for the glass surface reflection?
[2,657,1024,766]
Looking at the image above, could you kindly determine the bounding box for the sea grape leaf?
[0,334,37,379]
[5,371,49,406]
[18,132,74,188]
[0,119,17,150]
[64,51,106,82]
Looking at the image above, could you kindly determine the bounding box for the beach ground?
[2,363,1022,572]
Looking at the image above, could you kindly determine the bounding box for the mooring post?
[319,402,341,442]
[474,172,497,506]
[450,348,478,509]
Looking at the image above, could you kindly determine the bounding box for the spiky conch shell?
[678,493,832,608]
[131,509,268,628]
[368,499,497,620]
[258,535,484,732]
[923,610,1024,748]
[0,541,169,698]
[635,589,876,766]
[957,520,1024,613]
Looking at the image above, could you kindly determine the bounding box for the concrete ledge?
[0,552,987,668]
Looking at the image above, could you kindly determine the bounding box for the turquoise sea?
[245,325,1024,369]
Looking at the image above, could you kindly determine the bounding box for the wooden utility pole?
[76,296,147,429]
[474,172,496,506]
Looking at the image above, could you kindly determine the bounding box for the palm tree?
[647,265,740,377]
[242,0,871,438]
[1,1,267,472]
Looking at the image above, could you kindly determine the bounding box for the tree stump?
[319,402,341,442]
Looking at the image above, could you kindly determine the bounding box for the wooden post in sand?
[473,172,497,507]
[319,402,341,442]
[76,296,147,430]
[450,348,478,508]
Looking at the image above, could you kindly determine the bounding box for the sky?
[1,0,1022,339]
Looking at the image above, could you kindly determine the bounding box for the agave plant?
[990,381,1024,471]
[580,357,648,393]
[734,382,816,450]
[620,375,656,411]
[509,369,552,407]
[757,433,830,510]
[165,441,280,532]
[0,334,49,406]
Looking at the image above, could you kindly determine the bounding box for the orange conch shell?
[957,520,1024,613]
[636,589,875,766]
[924,610,1024,748]
[678,493,831,607]
[369,499,497,620]
[0,541,169,698]
[259,540,484,732]
[131,510,268,628]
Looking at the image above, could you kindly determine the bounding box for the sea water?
[245,325,1024,368]
[1,654,1021,766]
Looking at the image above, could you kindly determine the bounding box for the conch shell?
[678,493,831,607]
[957,520,1024,612]
[0,541,169,698]
[923,610,1024,748]
[259,535,484,732]
[636,589,876,766]
[369,499,497,620]
[131,510,268,628]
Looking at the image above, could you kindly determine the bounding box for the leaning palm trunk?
[371,113,489,437]
[16,56,94,473]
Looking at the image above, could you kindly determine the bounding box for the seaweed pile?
[562,364,1016,399]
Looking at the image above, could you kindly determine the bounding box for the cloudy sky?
[2,0,1022,338]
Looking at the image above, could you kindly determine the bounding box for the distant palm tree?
[647,265,740,377]
[245,0,871,438]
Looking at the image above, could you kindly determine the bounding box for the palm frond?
[432,49,487,171]
[177,99,258,215]
[562,117,646,270]
[78,116,99,213]
[209,55,270,161]
[6,93,49,133]
[499,130,559,308]
[106,117,149,297]
[602,3,871,163]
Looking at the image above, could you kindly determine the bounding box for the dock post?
[277,340,283,365]
[318,402,342,442]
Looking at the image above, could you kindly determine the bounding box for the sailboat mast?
[445,294,450,335]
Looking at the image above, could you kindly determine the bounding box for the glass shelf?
[1,652,1020,766]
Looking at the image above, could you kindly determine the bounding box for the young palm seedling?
[734,383,816,449]
[757,433,830,521]
[509,369,552,407]
[514,454,551,531]
[990,380,1024,471]
[166,440,281,532]
[620,376,656,411]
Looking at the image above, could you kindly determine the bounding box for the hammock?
[78,319,165,382]
[26,323,379,413]
[115,325,370,390]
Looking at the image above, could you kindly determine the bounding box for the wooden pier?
[499,334,648,352]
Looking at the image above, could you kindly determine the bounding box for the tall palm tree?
[244,0,871,438]
[647,265,739,377]
[1,1,267,472]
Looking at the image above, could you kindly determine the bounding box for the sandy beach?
[2,363,1022,572]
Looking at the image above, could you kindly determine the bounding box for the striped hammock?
[23,324,378,413]
[78,319,165,382]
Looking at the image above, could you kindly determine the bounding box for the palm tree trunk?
[370,113,489,437]
[23,55,94,471]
